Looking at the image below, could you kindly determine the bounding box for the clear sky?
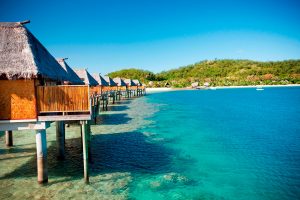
[1,0,300,74]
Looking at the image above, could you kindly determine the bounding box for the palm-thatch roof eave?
[0,21,70,81]
[113,77,127,86]
[133,79,142,86]
[104,76,117,86]
[74,68,98,86]
[92,73,109,86]
[124,79,137,86]
[56,58,84,85]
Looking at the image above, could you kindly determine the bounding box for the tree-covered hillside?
[107,68,165,83]
[107,59,300,87]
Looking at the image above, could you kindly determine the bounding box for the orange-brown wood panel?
[90,86,100,95]
[0,80,37,120]
[119,86,126,91]
[110,86,118,91]
[129,86,138,90]
[37,85,89,113]
[102,86,114,92]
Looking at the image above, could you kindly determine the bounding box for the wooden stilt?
[36,129,48,184]
[97,97,101,114]
[81,121,89,183]
[93,105,97,123]
[106,99,108,111]
[56,121,65,160]
[87,122,92,163]
[5,130,13,146]
[102,98,105,111]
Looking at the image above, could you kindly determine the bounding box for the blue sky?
[1,0,300,74]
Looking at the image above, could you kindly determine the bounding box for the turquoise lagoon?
[0,87,300,199]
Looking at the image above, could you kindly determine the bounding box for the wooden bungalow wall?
[102,86,115,92]
[90,86,100,95]
[37,85,90,113]
[119,86,127,91]
[129,86,138,90]
[0,80,37,120]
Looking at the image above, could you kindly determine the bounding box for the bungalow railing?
[36,85,90,114]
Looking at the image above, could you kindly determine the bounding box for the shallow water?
[1,88,300,199]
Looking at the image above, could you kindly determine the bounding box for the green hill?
[107,59,300,87]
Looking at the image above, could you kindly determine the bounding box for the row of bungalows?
[0,21,145,184]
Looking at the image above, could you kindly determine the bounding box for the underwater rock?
[163,172,190,184]
[150,181,162,189]
[142,132,155,137]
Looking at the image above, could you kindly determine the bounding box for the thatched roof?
[92,73,109,86]
[0,21,70,81]
[133,79,142,86]
[124,79,137,86]
[104,76,117,86]
[74,68,98,86]
[113,77,127,86]
[57,58,84,84]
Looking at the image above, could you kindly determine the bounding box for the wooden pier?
[0,20,146,185]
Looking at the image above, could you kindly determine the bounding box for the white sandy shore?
[214,84,300,89]
[146,84,300,93]
[146,87,173,93]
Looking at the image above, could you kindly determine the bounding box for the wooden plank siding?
[129,86,138,90]
[0,80,37,120]
[102,86,117,92]
[37,85,90,113]
[90,86,100,95]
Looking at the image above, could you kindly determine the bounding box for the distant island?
[108,59,300,88]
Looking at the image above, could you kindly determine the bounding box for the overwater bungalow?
[113,77,127,100]
[0,21,91,184]
[133,79,145,96]
[124,79,138,97]
[91,73,110,112]
[104,76,118,103]
[57,58,84,85]
[104,76,118,90]
[74,69,101,119]
[92,73,109,94]
[74,68,99,95]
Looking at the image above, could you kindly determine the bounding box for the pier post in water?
[36,129,48,184]
[56,121,65,160]
[106,98,108,111]
[5,130,13,146]
[112,93,115,104]
[81,120,89,183]
[102,97,105,111]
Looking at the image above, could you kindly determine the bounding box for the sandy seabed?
[0,97,158,200]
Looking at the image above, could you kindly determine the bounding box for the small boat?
[256,86,264,91]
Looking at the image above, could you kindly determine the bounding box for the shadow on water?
[96,113,132,125]
[90,131,174,175]
[116,100,131,105]
[0,146,36,155]
[0,130,174,184]
[107,105,129,112]
[0,137,84,181]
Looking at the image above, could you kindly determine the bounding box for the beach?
[146,84,300,93]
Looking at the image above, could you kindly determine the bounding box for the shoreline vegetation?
[146,84,300,93]
[108,59,300,88]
